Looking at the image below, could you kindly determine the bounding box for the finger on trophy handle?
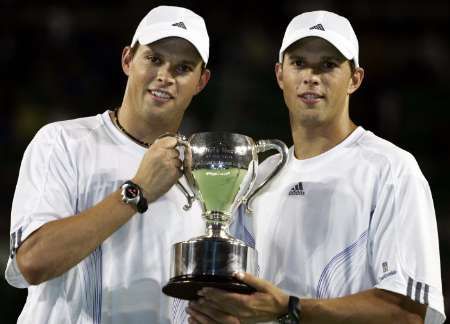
[156,132,194,210]
[174,134,189,148]
[245,139,289,211]
[156,132,178,141]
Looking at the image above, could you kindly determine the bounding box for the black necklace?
[114,108,150,148]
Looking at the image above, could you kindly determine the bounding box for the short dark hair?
[349,60,356,74]
[129,42,140,58]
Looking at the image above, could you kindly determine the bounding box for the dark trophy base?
[162,274,256,300]
[162,237,258,300]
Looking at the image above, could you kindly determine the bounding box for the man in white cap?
[187,10,445,324]
[5,6,210,323]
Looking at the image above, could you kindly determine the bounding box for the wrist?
[120,180,148,213]
[130,178,155,203]
[277,295,301,324]
[277,294,290,318]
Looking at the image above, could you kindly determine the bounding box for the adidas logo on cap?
[172,21,187,29]
[309,23,325,31]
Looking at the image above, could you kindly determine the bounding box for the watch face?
[121,181,147,212]
[125,185,139,199]
[122,183,141,206]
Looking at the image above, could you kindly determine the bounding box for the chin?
[300,118,323,128]
[297,111,326,127]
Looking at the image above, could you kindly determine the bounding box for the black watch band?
[278,296,301,324]
[120,180,148,213]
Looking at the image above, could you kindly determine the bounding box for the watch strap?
[135,190,148,213]
[121,180,148,213]
[277,295,301,323]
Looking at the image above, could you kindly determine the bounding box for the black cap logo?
[309,24,325,31]
[172,22,187,29]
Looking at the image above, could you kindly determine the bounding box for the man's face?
[275,37,363,127]
[122,37,210,124]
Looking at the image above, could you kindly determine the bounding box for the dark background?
[1,0,448,322]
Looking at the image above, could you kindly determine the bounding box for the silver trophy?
[162,132,288,300]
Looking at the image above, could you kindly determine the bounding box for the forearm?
[299,289,425,324]
[187,274,427,324]
[16,189,136,284]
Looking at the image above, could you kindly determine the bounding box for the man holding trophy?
[6,6,214,324]
[187,10,445,324]
[6,4,292,323]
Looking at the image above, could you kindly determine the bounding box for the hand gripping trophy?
[162,132,288,300]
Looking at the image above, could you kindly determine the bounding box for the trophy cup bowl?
[162,132,287,300]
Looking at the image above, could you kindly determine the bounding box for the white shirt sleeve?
[369,162,445,323]
[5,123,77,288]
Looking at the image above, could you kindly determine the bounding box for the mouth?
[148,89,174,102]
[298,92,324,105]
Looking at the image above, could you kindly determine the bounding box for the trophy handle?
[243,139,288,213]
[157,132,195,211]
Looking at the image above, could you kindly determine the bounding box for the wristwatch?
[120,180,148,213]
[278,296,301,324]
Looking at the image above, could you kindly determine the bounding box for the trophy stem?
[203,211,232,238]
[205,222,231,238]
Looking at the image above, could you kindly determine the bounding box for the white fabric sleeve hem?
[5,257,29,288]
[375,280,446,324]
[5,219,53,288]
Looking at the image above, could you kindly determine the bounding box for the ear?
[275,62,284,90]
[348,67,364,95]
[121,46,133,76]
[194,68,211,95]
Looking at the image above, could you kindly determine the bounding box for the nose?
[156,64,175,85]
[302,69,320,86]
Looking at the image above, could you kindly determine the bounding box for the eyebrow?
[179,59,199,67]
[141,48,200,66]
[140,47,153,55]
[288,54,342,61]
[321,56,343,61]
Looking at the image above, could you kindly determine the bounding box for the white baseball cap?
[131,6,209,65]
[279,10,359,67]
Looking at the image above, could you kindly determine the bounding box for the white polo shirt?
[5,110,204,323]
[236,126,445,323]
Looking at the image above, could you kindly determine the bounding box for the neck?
[115,102,182,146]
[291,116,357,160]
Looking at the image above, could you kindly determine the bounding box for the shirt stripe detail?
[171,298,178,322]
[406,277,413,298]
[17,227,22,247]
[9,232,16,258]
[9,227,23,258]
[424,284,429,305]
[415,282,422,303]
[172,298,189,324]
[82,246,102,323]
[316,230,368,298]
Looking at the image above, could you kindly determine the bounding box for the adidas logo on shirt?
[289,182,305,196]
[172,21,187,29]
[309,23,325,31]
